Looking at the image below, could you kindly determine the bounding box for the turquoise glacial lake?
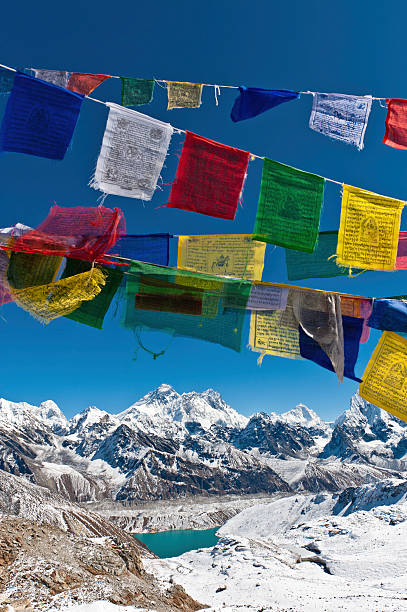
[134,527,220,558]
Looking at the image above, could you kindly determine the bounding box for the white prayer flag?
[91,103,173,200]
[309,93,372,150]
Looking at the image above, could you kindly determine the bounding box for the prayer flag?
[62,259,123,329]
[33,69,70,88]
[91,103,173,200]
[383,99,407,150]
[167,131,250,220]
[359,331,407,423]
[120,77,155,107]
[246,284,288,311]
[177,234,266,280]
[367,299,407,333]
[0,68,15,93]
[108,234,170,266]
[231,87,300,122]
[0,72,84,160]
[285,231,351,280]
[12,267,106,324]
[341,296,373,344]
[336,185,404,271]
[253,158,324,252]
[166,81,203,109]
[299,315,363,382]
[309,93,372,150]
[249,291,302,363]
[67,73,110,95]
[396,231,407,269]
[10,205,125,262]
[123,261,251,353]
[293,291,344,382]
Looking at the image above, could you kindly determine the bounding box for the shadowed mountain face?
[0,386,404,503]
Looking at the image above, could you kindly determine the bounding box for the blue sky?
[0,0,405,421]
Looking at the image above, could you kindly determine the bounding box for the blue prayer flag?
[108,234,171,266]
[0,69,14,94]
[299,315,363,382]
[367,299,407,333]
[0,72,84,160]
[231,87,300,122]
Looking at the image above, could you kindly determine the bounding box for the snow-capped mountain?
[0,386,404,504]
[321,393,407,470]
[118,384,248,439]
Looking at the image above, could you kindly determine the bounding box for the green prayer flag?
[120,77,155,107]
[285,231,350,280]
[123,261,252,353]
[62,259,123,330]
[253,158,325,253]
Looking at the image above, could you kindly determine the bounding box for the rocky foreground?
[0,471,203,611]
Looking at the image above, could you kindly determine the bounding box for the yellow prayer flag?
[166,81,203,109]
[359,331,407,423]
[249,302,302,363]
[178,234,266,281]
[336,185,404,271]
[12,268,106,324]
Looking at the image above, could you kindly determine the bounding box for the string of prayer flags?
[292,291,344,382]
[309,93,372,150]
[67,73,110,95]
[0,72,84,160]
[166,81,203,109]
[11,267,106,324]
[33,69,70,88]
[91,103,173,200]
[383,99,407,150]
[231,87,300,122]
[336,185,404,271]
[9,205,125,262]
[108,234,170,266]
[120,77,155,107]
[367,299,407,334]
[167,131,250,220]
[253,158,324,252]
[249,291,302,363]
[285,231,350,281]
[359,331,407,423]
[299,315,363,382]
[123,261,251,353]
[61,258,123,329]
[0,68,15,93]
[177,234,266,281]
[396,231,407,269]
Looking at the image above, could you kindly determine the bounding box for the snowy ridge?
[0,387,405,505]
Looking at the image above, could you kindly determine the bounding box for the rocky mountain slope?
[146,478,407,611]
[0,471,203,611]
[0,385,404,506]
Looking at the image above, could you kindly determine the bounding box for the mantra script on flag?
[336,185,404,271]
[177,234,266,281]
[359,331,407,423]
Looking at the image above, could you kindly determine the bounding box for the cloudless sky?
[0,0,406,421]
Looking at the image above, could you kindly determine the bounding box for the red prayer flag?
[383,99,407,150]
[67,73,110,96]
[166,131,250,220]
[6,205,126,262]
[396,231,407,269]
